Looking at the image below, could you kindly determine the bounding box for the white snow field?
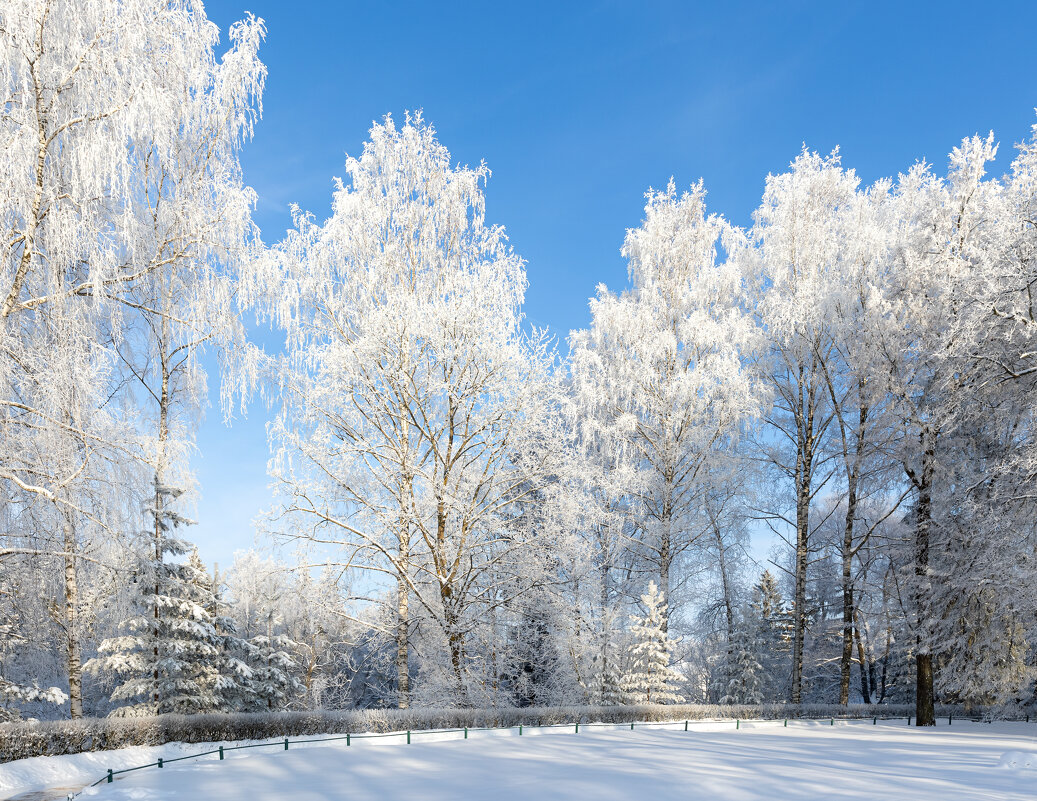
[4,719,1037,801]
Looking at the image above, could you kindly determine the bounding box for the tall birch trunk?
[712,516,736,683]
[396,505,410,709]
[853,609,872,704]
[62,509,83,719]
[151,304,172,709]
[599,554,611,704]
[658,487,673,635]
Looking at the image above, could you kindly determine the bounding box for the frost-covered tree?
[86,527,225,715]
[561,400,638,706]
[864,133,1008,724]
[571,181,763,631]
[622,582,683,704]
[0,0,264,717]
[750,570,792,701]
[0,564,67,720]
[256,113,564,706]
[224,553,356,710]
[718,605,764,705]
[243,632,303,712]
[739,149,856,703]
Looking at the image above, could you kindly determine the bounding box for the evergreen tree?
[208,565,256,712]
[599,656,626,707]
[719,605,764,704]
[751,570,793,700]
[622,582,684,704]
[245,631,303,711]
[86,488,224,716]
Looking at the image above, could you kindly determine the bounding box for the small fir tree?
[245,629,304,711]
[86,486,224,715]
[719,605,764,704]
[599,657,626,706]
[208,565,256,712]
[622,582,684,704]
[751,570,793,700]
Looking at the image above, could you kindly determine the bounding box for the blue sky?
[191,0,1037,571]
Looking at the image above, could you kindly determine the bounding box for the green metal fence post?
[219,746,224,760]
[407,730,411,744]
[107,770,113,784]
[685,720,688,732]
[630,722,634,730]
[463,728,467,739]
[284,738,289,751]
[519,725,523,735]
[873,717,877,725]
[949,714,952,726]
[736,719,739,730]
[575,722,579,734]
[347,733,350,746]
[830,718,834,726]
[784,719,787,728]
[908,716,912,726]
[158,758,163,769]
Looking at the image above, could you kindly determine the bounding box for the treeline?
[2,0,1037,727]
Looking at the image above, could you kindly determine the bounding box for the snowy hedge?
[0,703,968,763]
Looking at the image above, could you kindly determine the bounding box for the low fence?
[61,711,1036,800]
[1,703,965,763]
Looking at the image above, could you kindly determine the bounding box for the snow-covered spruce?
[621,583,684,704]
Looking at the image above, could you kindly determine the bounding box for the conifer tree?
[622,582,684,704]
[207,566,256,712]
[751,570,793,700]
[599,657,627,707]
[86,494,224,716]
[719,606,764,704]
[245,629,304,712]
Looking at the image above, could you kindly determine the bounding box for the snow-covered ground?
[3,719,1036,801]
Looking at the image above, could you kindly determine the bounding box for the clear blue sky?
[191,0,1037,570]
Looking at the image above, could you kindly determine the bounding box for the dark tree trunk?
[913,431,936,726]
[791,449,811,704]
[839,468,859,705]
[853,609,872,704]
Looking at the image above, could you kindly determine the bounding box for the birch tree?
[571,181,763,631]
[742,149,856,703]
[0,0,264,715]
[258,113,563,706]
[871,135,1005,724]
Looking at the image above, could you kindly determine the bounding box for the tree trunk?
[396,522,410,709]
[839,469,858,705]
[62,511,83,719]
[600,558,611,704]
[658,494,672,634]
[853,608,872,704]
[445,612,468,707]
[713,516,736,687]
[714,521,736,642]
[913,431,936,726]
[791,459,810,704]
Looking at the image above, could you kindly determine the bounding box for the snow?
[4,719,1036,801]
[999,749,1037,771]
